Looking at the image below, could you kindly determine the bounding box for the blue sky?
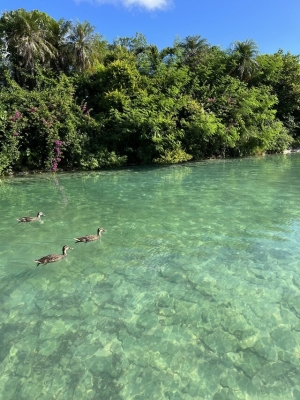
[1,0,300,55]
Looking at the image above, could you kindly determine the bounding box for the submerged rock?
[203,329,240,354]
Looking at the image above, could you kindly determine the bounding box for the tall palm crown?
[0,9,57,72]
[229,39,259,82]
[178,35,210,68]
[65,21,99,72]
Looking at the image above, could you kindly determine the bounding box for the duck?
[34,245,73,266]
[74,227,106,243]
[18,212,45,223]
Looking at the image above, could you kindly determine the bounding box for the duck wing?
[87,235,98,241]
[74,234,97,242]
[34,253,63,265]
[74,236,87,242]
[18,216,35,222]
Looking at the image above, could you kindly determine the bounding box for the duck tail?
[74,238,80,243]
[33,260,40,265]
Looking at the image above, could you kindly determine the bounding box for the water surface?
[0,154,300,399]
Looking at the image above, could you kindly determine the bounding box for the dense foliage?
[0,9,299,174]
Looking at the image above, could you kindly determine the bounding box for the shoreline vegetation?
[1,9,300,176]
[2,149,300,179]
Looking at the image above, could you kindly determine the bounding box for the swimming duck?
[34,245,73,266]
[74,227,106,243]
[18,212,45,223]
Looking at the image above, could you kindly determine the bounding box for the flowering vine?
[10,111,22,122]
[9,111,22,139]
[51,139,65,172]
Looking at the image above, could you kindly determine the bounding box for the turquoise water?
[0,154,300,399]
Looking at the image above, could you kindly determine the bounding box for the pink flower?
[52,162,58,171]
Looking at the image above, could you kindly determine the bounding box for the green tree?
[0,72,100,172]
[178,35,210,69]
[64,20,105,73]
[254,51,300,142]
[229,39,259,82]
[198,76,291,156]
[0,9,57,77]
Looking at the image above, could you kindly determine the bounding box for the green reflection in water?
[0,154,300,399]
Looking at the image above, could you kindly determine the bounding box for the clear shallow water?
[0,154,300,399]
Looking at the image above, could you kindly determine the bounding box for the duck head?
[63,245,73,251]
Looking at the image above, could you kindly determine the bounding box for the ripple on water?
[0,154,300,399]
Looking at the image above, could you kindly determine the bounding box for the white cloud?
[75,0,172,11]
[123,0,171,10]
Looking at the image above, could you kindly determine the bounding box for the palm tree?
[178,35,210,69]
[65,21,103,73]
[229,39,259,82]
[49,18,72,73]
[0,9,57,73]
